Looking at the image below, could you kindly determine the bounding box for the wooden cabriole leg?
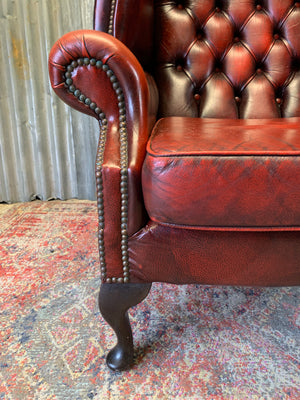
[99,282,152,371]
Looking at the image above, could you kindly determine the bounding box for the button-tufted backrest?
[95,0,300,119]
[155,0,300,118]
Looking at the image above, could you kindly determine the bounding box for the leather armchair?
[49,0,300,371]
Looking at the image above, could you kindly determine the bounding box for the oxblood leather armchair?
[49,0,300,371]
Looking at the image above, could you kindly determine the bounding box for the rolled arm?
[49,30,158,283]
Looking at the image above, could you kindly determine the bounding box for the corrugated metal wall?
[0,0,100,203]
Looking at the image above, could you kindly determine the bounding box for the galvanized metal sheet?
[0,0,99,202]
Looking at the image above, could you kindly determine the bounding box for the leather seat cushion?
[142,117,300,230]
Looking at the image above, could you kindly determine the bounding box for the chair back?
[94,0,300,119]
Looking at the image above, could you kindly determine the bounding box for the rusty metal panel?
[0,0,99,202]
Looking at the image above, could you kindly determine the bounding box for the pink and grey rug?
[0,200,299,399]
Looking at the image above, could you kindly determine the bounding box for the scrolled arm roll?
[49,30,158,283]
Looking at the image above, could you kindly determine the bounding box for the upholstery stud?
[65,78,73,86]
[62,56,132,284]
[122,254,128,262]
[108,0,116,34]
[96,60,103,69]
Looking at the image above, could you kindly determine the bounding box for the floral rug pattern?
[0,200,299,399]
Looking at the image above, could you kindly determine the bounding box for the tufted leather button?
[177,4,184,10]
[154,0,300,119]
[276,98,283,104]
[235,96,241,103]
[194,93,200,101]
[295,2,300,7]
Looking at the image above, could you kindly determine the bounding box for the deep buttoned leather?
[95,1,300,118]
[155,1,300,118]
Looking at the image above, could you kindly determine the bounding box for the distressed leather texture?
[143,117,300,229]
[49,1,300,285]
[129,222,300,285]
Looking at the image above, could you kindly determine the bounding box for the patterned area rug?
[0,200,299,400]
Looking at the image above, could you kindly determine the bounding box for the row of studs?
[64,57,129,284]
[108,0,116,35]
[95,122,108,282]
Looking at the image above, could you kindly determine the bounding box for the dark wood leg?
[99,282,152,371]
